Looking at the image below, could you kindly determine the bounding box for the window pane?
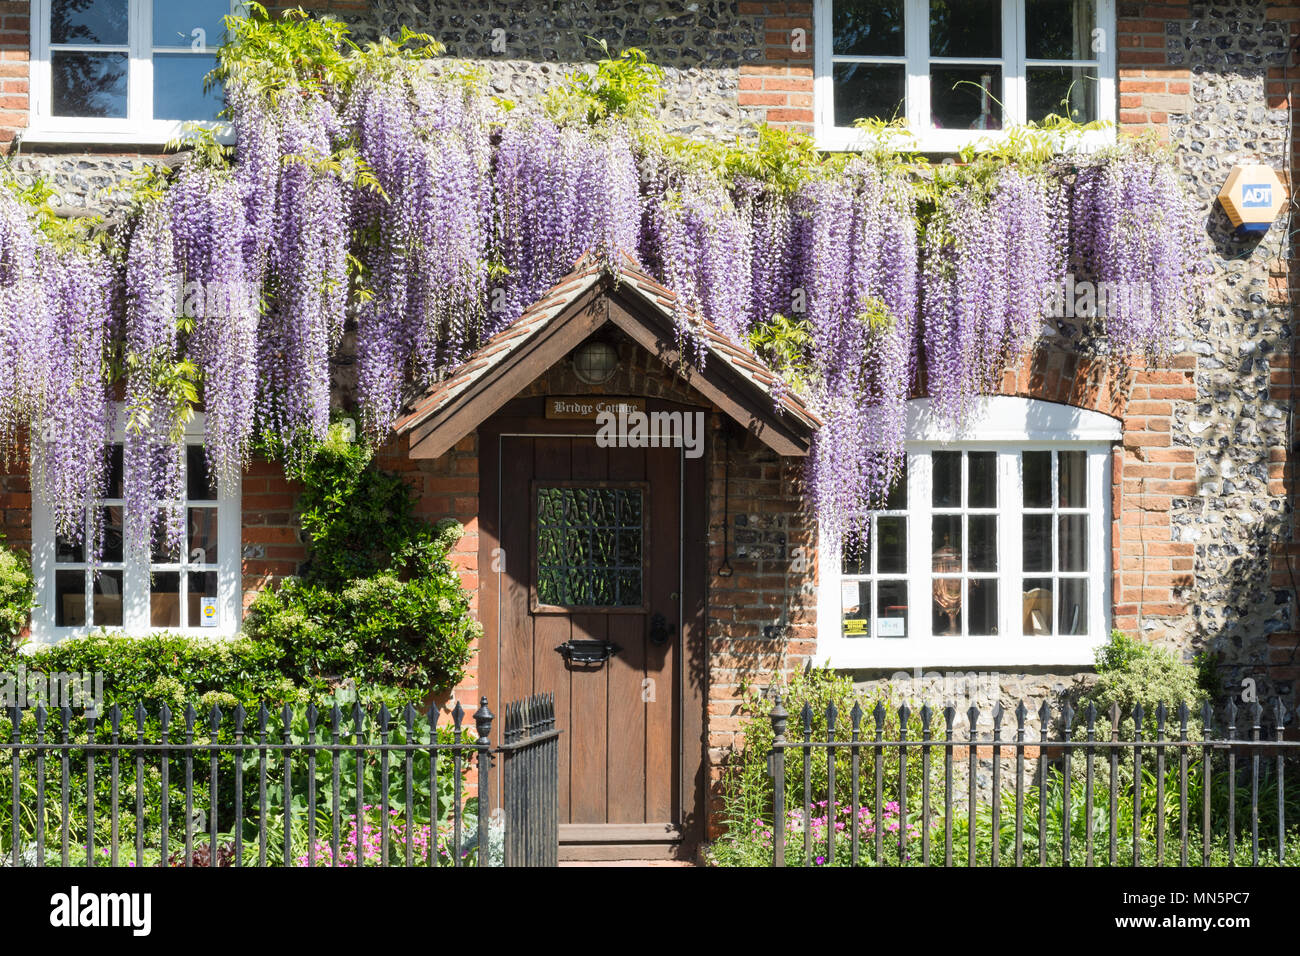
[1059,514,1087,571]
[833,0,905,56]
[151,571,181,628]
[536,486,643,607]
[1059,450,1088,508]
[100,506,124,563]
[1025,0,1096,60]
[969,514,997,571]
[929,0,1000,57]
[932,576,961,635]
[930,66,1002,131]
[186,445,216,500]
[968,578,998,635]
[877,580,908,637]
[1023,451,1051,507]
[1027,66,1098,124]
[92,570,123,627]
[154,0,229,49]
[877,515,906,573]
[154,53,223,122]
[1058,578,1087,635]
[188,571,220,628]
[151,509,183,563]
[56,528,85,564]
[188,507,218,563]
[1023,514,1052,571]
[106,444,124,499]
[843,539,870,576]
[843,579,871,637]
[52,51,128,118]
[932,451,961,507]
[885,463,907,509]
[932,515,962,571]
[1022,578,1053,635]
[832,63,906,126]
[51,0,128,45]
[55,570,86,627]
[968,452,996,507]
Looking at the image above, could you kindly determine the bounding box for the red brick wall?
[739,1,814,129]
[1265,2,1300,693]
[0,0,28,148]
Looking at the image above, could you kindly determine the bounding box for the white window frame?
[813,0,1117,153]
[30,410,242,643]
[815,396,1120,669]
[25,0,241,146]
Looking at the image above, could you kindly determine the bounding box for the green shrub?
[0,537,33,653]
[243,423,477,694]
[1065,630,1209,742]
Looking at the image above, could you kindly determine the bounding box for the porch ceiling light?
[572,340,619,385]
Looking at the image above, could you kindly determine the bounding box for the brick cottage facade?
[0,1,1296,855]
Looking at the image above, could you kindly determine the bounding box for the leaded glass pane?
[537,487,644,607]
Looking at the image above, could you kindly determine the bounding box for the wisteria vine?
[0,47,1209,552]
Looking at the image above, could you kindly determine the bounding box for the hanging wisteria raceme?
[922,167,1062,429]
[640,152,752,351]
[122,198,186,558]
[0,189,49,447]
[347,72,493,437]
[167,163,260,492]
[494,117,642,332]
[31,247,115,546]
[736,178,796,332]
[406,76,494,365]
[257,89,350,447]
[795,162,918,545]
[1068,155,1207,357]
[226,80,281,280]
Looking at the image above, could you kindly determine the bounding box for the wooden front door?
[479,404,705,852]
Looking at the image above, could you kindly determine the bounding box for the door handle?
[555,640,620,665]
[649,612,674,646]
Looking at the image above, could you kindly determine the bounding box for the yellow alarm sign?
[1217,164,1287,233]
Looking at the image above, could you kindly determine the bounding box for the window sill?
[25,626,240,647]
[812,636,1105,670]
[813,124,1117,156]
[18,120,233,149]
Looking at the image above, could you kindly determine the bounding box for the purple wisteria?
[0,67,1208,551]
[32,248,115,546]
[494,117,641,330]
[922,168,1063,429]
[347,72,493,437]
[257,88,350,448]
[1068,155,1207,357]
[168,163,259,493]
[123,197,186,558]
[796,162,918,544]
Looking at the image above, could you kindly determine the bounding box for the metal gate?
[499,693,561,867]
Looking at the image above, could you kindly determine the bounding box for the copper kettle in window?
[932,536,961,636]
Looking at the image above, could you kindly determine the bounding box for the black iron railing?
[764,697,1298,867]
[500,693,560,867]
[1,694,560,867]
